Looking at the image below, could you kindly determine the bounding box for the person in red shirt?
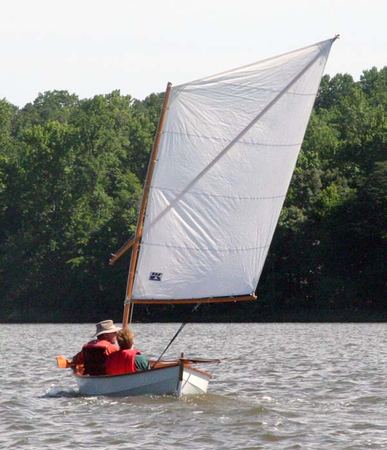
[106,328,148,375]
[72,320,119,375]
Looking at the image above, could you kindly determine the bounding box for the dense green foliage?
[0,68,385,322]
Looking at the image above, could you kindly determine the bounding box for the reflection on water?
[0,323,386,449]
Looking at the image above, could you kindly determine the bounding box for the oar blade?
[56,355,71,368]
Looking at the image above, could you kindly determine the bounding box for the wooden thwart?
[162,357,220,365]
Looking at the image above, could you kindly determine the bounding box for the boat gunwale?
[74,362,180,379]
[74,362,212,380]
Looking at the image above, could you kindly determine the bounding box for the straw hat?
[94,320,120,337]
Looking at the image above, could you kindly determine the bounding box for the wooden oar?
[180,357,221,364]
[56,354,219,370]
[151,357,221,365]
[56,355,72,368]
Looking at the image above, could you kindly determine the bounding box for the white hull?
[75,362,211,397]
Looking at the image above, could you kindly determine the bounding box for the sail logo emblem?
[149,272,162,281]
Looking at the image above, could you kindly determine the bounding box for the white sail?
[132,38,335,302]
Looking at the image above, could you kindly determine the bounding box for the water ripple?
[0,323,386,449]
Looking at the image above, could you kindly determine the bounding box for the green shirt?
[135,354,149,371]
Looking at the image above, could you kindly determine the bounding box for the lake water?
[0,323,386,449]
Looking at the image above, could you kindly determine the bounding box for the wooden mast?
[122,82,173,327]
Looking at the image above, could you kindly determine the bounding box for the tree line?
[0,67,385,322]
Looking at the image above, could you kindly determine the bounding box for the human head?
[116,328,134,350]
[94,320,119,343]
[98,332,117,343]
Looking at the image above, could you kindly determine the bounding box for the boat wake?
[43,386,80,398]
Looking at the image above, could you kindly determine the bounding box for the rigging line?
[143,43,330,236]
[129,302,134,325]
[150,303,201,369]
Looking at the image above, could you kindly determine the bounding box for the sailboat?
[57,36,338,396]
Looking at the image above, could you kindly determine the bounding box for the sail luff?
[122,82,173,327]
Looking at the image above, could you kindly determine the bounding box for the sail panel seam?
[182,81,319,97]
[140,242,269,253]
[150,186,286,201]
[163,130,302,148]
